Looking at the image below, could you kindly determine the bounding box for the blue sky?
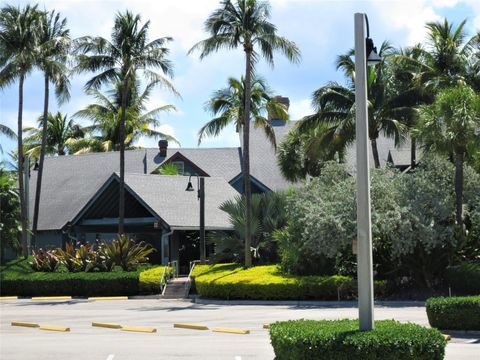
[1,0,479,160]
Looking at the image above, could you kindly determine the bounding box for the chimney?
[158,140,168,157]
[268,96,290,126]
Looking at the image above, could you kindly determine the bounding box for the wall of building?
[36,231,63,249]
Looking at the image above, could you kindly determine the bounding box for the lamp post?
[354,13,381,331]
[186,175,206,263]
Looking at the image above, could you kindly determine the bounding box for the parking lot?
[0,299,478,359]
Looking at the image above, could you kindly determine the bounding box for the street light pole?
[186,175,206,264]
[199,177,206,264]
[354,12,374,331]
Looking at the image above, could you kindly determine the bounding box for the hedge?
[446,262,480,295]
[192,264,388,300]
[426,296,480,331]
[139,266,174,294]
[270,319,446,360]
[0,258,168,297]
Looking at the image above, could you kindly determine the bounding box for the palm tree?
[415,86,480,229]
[71,80,178,153]
[23,112,84,158]
[209,191,287,264]
[300,42,410,168]
[190,0,300,267]
[198,76,287,147]
[74,11,178,234]
[0,124,16,153]
[0,4,41,257]
[31,9,71,250]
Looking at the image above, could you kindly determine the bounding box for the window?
[171,161,184,174]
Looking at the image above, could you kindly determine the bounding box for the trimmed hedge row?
[0,258,168,297]
[192,264,388,300]
[270,319,446,360]
[139,266,174,294]
[0,272,139,296]
[446,262,480,295]
[426,296,480,331]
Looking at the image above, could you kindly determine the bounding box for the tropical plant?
[198,76,288,147]
[29,248,59,272]
[31,9,71,251]
[415,86,480,228]
[209,191,287,264]
[74,10,178,234]
[0,124,16,154]
[98,234,155,271]
[298,42,411,170]
[190,0,301,267]
[0,4,42,257]
[71,79,177,154]
[0,165,20,263]
[156,162,181,175]
[54,241,110,273]
[23,112,84,157]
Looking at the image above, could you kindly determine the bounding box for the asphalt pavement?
[0,299,478,359]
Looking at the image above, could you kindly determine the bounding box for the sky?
[1,0,479,160]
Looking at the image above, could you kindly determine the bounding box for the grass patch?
[192,263,387,300]
[270,319,446,360]
[426,296,480,331]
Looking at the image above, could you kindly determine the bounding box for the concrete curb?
[442,330,480,337]
[191,297,426,307]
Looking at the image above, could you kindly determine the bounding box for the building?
[27,101,417,272]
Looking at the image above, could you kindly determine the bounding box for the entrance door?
[178,231,200,275]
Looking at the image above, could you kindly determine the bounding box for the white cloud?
[289,98,313,120]
[135,124,177,148]
[197,126,240,148]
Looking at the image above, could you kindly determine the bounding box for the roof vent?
[158,140,168,157]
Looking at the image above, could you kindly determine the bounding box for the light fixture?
[364,15,382,66]
[185,175,194,191]
[366,38,382,66]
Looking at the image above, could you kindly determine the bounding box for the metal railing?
[184,260,201,298]
[159,265,167,296]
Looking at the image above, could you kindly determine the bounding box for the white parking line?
[234,356,242,360]
[106,355,115,360]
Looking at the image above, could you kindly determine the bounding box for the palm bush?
[209,191,287,264]
[29,249,59,272]
[98,235,155,271]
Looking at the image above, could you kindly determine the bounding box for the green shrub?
[139,266,174,294]
[446,262,480,295]
[192,264,387,300]
[426,296,480,331]
[0,258,139,296]
[270,319,446,360]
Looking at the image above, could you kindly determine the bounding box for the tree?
[209,191,287,264]
[0,4,41,257]
[0,163,21,263]
[299,42,410,169]
[0,124,16,153]
[190,0,300,267]
[23,112,84,157]
[71,79,178,153]
[31,9,71,250]
[75,11,178,234]
[198,76,287,147]
[415,86,480,229]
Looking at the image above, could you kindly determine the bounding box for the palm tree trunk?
[410,138,416,169]
[31,74,49,250]
[243,46,253,268]
[338,148,346,163]
[17,72,28,258]
[118,79,128,235]
[455,151,464,228]
[371,137,381,168]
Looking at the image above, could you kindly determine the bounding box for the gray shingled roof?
[123,174,237,230]
[248,122,297,191]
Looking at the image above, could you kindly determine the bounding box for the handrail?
[159,265,167,295]
[184,260,201,298]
